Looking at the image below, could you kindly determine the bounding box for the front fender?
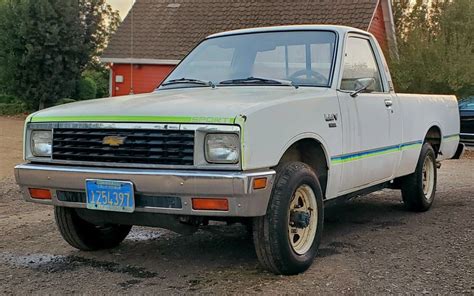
[279,132,331,168]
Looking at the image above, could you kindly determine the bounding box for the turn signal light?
[29,188,52,200]
[253,177,267,190]
[192,198,229,211]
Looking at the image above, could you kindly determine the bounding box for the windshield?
[159,31,337,90]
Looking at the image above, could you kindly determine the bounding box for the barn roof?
[102,0,383,62]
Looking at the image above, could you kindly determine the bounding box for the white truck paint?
[15,25,462,275]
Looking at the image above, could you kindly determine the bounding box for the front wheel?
[252,162,324,275]
[54,206,132,251]
[400,143,437,212]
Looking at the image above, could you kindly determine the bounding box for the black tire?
[252,162,324,275]
[400,143,437,212]
[54,206,132,251]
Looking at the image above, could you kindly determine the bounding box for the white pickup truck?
[15,25,464,275]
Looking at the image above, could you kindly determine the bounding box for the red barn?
[101,0,397,97]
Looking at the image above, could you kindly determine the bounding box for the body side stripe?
[442,134,460,141]
[331,140,423,164]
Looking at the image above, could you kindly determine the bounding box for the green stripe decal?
[233,115,247,168]
[443,134,460,141]
[30,115,235,124]
[331,141,423,165]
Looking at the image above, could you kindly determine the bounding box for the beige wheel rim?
[288,184,318,255]
[422,156,435,199]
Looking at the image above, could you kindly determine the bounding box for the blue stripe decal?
[331,140,423,164]
[400,140,424,148]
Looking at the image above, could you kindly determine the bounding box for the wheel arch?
[423,124,442,157]
[277,134,330,198]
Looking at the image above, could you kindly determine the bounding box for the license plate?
[85,179,135,213]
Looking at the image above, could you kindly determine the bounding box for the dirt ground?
[0,116,473,295]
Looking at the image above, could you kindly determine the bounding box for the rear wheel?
[400,143,437,212]
[253,162,324,275]
[54,206,131,251]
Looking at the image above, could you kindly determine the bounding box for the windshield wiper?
[219,77,298,89]
[161,78,215,88]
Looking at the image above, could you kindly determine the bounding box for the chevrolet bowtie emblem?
[102,136,126,147]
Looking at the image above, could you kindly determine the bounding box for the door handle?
[384,99,393,107]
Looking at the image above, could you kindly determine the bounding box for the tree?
[0,0,120,110]
[79,0,121,70]
[391,0,474,98]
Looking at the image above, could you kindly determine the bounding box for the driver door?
[337,35,400,192]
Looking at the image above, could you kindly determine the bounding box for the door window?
[340,37,383,92]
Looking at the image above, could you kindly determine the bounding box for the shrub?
[83,68,109,98]
[0,101,28,115]
[0,94,28,115]
[0,94,18,104]
[76,77,97,100]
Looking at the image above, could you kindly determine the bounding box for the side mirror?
[350,78,375,97]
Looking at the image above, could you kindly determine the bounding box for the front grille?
[56,191,182,209]
[137,195,182,209]
[52,128,194,166]
[57,191,86,203]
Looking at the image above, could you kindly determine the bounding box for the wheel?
[252,162,324,275]
[400,143,437,212]
[54,206,132,251]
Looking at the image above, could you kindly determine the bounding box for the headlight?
[205,134,239,164]
[31,130,52,157]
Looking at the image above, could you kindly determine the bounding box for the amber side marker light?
[29,188,52,200]
[253,177,267,190]
[192,198,229,211]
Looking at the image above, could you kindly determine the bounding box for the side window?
[340,37,383,92]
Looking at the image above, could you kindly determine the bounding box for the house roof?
[102,0,381,62]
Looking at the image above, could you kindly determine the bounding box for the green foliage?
[391,0,474,98]
[0,94,18,104]
[0,0,120,110]
[0,103,28,115]
[76,77,97,100]
[82,68,109,98]
[0,94,28,115]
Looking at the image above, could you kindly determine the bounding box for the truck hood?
[30,86,330,124]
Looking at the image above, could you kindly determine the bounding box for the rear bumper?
[14,163,275,217]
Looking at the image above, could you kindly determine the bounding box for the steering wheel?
[289,69,327,85]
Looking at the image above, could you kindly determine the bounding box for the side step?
[324,182,390,208]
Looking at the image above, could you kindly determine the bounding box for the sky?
[107,0,134,19]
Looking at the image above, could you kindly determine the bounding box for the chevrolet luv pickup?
[15,25,464,275]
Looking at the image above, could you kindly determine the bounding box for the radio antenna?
[129,0,135,95]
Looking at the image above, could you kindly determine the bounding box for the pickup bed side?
[395,93,460,176]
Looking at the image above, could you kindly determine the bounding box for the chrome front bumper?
[14,163,276,217]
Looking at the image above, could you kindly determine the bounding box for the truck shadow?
[83,191,413,272]
[2,191,417,283]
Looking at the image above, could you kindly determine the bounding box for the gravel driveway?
[0,116,472,295]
